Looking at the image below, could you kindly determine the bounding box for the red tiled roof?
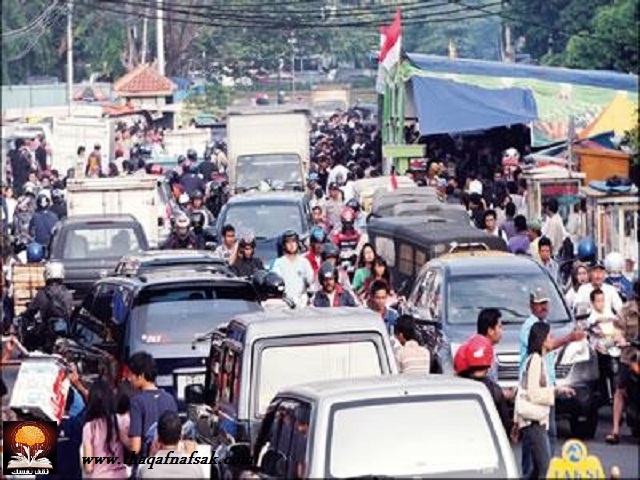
[114,64,176,96]
[74,85,107,101]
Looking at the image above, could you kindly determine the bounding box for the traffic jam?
[2,14,640,480]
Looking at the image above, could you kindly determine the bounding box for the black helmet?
[187,148,198,161]
[177,154,187,165]
[346,198,360,212]
[263,271,285,298]
[280,229,299,248]
[321,242,339,261]
[318,261,338,282]
[190,190,204,201]
[190,211,205,229]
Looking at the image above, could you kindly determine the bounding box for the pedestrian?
[29,193,59,248]
[127,351,178,456]
[393,315,430,374]
[213,224,237,263]
[351,243,376,294]
[606,279,640,445]
[454,334,511,434]
[368,279,399,335]
[564,262,589,309]
[542,199,565,257]
[508,215,531,255]
[138,411,205,479]
[483,209,508,242]
[82,379,128,478]
[362,256,396,304]
[311,261,357,307]
[476,308,503,383]
[537,237,562,286]
[518,288,584,472]
[499,202,517,239]
[517,322,575,479]
[528,220,543,262]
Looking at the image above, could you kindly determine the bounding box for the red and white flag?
[389,166,399,192]
[376,9,402,94]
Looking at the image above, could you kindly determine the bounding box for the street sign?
[382,144,426,158]
[546,439,605,479]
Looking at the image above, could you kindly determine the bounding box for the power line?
[5,6,68,62]
[1,0,62,40]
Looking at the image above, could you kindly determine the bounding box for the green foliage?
[185,83,233,115]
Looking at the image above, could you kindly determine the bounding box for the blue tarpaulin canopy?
[410,76,539,136]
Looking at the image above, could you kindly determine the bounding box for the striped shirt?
[395,340,431,374]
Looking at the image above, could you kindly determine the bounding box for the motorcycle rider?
[20,261,73,353]
[253,270,293,309]
[180,162,205,197]
[271,230,313,309]
[604,251,633,301]
[231,231,264,278]
[163,214,198,250]
[345,198,366,233]
[12,196,33,248]
[50,188,67,220]
[318,242,354,294]
[311,261,357,307]
[575,261,624,317]
[188,190,214,227]
[189,211,208,249]
[177,192,190,212]
[29,193,59,250]
[606,279,640,445]
[330,206,361,277]
[305,226,328,278]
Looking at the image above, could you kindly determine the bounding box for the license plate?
[175,373,206,401]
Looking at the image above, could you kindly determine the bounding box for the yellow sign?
[547,439,605,479]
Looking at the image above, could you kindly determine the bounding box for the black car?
[216,191,311,266]
[402,251,602,439]
[367,214,508,292]
[48,214,149,303]
[71,270,263,409]
[113,250,231,277]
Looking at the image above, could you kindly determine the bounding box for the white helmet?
[23,182,37,195]
[178,192,190,205]
[604,251,625,274]
[174,214,190,229]
[44,261,65,281]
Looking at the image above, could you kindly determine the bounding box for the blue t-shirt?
[128,389,178,439]
[383,307,399,335]
[519,315,557,386]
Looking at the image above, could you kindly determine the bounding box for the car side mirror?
[184,384,205,404]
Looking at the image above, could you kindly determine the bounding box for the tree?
[560,0,638,73]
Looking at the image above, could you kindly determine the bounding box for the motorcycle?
[14,312,71,354]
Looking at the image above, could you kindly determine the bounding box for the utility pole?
[502,0,514,62]
[141,17,148,64]
[156,0,165,75]
[67,1,74,117]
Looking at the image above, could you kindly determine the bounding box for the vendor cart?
[582,186,639,275]
[521,166,586,223]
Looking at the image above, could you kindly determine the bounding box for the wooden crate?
[11,264,45,316]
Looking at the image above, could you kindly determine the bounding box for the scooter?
[625,339,640,437]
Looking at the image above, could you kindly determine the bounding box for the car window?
[328,395,506,478]
[222,202,304,240]
[412,269,436,309]
[398,243,414,277]
[255,340,382,416]
[446,272,569,324]
[91,283,118,323]
[236,154,302,190]
[259,399,311,479]
[217,345,242,411]
[62,227,142,259]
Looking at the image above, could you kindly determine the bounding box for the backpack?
[44,287,70,320]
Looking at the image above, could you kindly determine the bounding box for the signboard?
[540,180,581,198]
[382,144,426,158]
[546,439,605,479]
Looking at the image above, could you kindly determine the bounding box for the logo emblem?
[3,421,58,475]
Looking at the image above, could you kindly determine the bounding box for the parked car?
[215,191,311,266]
[367,214,508,293]
[402,250,602,438]
[113,250,231,277]
[184,307,398,463]
[227,375,518,478]
[70,270,262,409]
[48,214,149,302]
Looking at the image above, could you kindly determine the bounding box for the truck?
[226,107,311,193]
[65,175,174,249]
[310,83,351,118]
[162,128,211,158]
[51,115,114,175]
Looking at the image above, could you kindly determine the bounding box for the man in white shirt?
[574,261,623,316]
[394,315,430,374]
[327,162,350,193]
[271,230,314,308]
[542,198,566,256]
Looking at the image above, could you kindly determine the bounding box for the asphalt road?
[513,405,639,478]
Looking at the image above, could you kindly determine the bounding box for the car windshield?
[62,227,142,259]
[447,273,569,324]
[236,154,302,190]
[328,396,506,478]
[130,284,260,345]
[223,202,305,240]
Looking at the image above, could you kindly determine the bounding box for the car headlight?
[559,340,591,365]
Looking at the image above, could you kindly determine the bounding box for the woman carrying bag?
[515,322,575,479]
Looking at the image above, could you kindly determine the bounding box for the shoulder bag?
[514,354,550,422]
